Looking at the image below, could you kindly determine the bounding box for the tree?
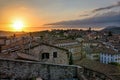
[109,62,120,66]
[108,31,112,36]
[69,53,73,65]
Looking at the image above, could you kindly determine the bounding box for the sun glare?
[12,20,24,31]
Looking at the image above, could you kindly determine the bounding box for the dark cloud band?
[79,1,120,17]
[92,1,120,12]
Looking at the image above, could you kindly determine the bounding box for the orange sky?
[0,6,47,32]
[0,0,90,32]
[0,0,119,32]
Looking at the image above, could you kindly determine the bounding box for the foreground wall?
[0,58,82,80]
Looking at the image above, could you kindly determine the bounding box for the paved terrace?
[0,58,83,80]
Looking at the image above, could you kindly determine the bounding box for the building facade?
[100,52,120,64]
[25,43,69,65]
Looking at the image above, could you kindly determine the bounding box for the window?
[42,53,49,59]
[53,52,57,58]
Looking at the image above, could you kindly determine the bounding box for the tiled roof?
[0,36,7,39]
[100,47,119,54]
[74,59,120,80]
[84,42,116,54]
[53,39,78,44]
[62,44,81,49]
[16,53,39,61]
[0,52,39,61]
[41,43,69,52]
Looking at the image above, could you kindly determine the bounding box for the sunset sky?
[0,0,120,32]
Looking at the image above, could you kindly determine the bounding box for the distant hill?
[0,31,26,37]
[0,31,13,36]
[102,26,120,34]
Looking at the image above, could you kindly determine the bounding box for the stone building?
[25,42,69,64]
[1,37,70,65]
[52,39,82,60]
[61,44,82,61]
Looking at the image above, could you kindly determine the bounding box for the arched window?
[42,53,49,59]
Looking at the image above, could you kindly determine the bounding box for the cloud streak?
[46,11,120,27]
[79,14,89,17]
[92,1,120,12]
[46,1,120,27]
[79,1,120,17]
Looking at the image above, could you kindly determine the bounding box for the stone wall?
[83,67,112,80]
[0,58,82,80]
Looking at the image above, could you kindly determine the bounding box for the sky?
[0,0,120,31]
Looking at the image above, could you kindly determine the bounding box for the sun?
[12,20,24,31]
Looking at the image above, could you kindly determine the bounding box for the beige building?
[52,39,83,60]
[24,42,69,65]
[62,44,82,60]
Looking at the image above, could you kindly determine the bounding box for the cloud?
[78,1,120,17]
[92,1,120,12]
[79,14,89,17]
[46,1,120,27]
[45,11,120,27]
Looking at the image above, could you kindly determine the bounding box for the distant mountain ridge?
[102,26,120,34]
